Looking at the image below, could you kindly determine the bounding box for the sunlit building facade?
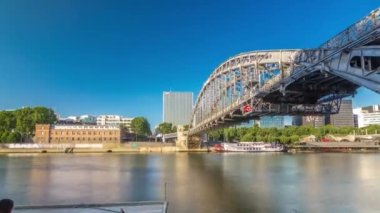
[353,104,380,128]
[34,124,121,143]
[163,92,193,126]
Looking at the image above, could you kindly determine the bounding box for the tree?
[0,111,16,132]
[0,132,9,143]
[208,129,223,141]
[14,107,57,142]
[131,117,151,140]
[290,135,300,143]
[7,132,20,143]
[156,122,176,134]
[0,106,57,143]
[32,106,57,125]
[241,133,254,142]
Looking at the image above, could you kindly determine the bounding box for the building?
[163,92,193,126]
[326,99,354,127]
[353,105,380,128]
[34,124,120,143]
[79,115,97,124]
[96,115,133,132]
[58,115,97,125]
[292,116,303,126]
[260,116,284,128]
[292,115,325,127]
[303,116,325,127]
[292,100,353,127]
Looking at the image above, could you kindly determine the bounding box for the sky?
[0,0,379,127]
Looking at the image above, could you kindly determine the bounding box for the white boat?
[221,142,284,152]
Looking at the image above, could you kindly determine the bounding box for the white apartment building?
[353,105,380,128]
[96,115,133,132]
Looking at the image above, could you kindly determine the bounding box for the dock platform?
[14,201,168,213]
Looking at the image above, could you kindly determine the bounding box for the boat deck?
[14,201,167,213]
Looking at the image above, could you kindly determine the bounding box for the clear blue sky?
[0,0,379,127]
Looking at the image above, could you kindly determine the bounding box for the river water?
[0,153,380,212]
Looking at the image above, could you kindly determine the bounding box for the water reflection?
[1,153,380,212]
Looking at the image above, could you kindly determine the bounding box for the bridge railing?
[320,8,380,49]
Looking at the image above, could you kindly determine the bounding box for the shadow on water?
[166,153,283,213]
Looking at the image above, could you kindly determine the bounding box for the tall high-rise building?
[163,92,193,126]
[326,99,354,127]
[260,116,284,128]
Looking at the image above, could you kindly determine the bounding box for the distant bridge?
[189,8,380,136]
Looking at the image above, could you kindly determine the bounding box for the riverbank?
[286,141,380,153]
[2,141,380,154]
[0,142,210,154]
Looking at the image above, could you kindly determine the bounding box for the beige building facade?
[35,124,121,144]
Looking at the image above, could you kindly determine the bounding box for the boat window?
[364,56,380,71]
[350,56,361,68]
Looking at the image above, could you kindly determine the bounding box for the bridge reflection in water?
[189,8,380,138]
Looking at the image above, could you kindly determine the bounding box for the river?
[0,153,380,212]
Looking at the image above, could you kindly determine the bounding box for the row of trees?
[0,107,57,143]
[207,124,380,144]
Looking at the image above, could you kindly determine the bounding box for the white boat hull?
[221,142,284,152]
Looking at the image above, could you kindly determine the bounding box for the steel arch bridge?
[189,8,380,137]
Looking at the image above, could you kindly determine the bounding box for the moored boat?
[221,142,284,152]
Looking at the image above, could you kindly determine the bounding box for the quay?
[14,201,168,213]
[287,141,380,152]
[0,142,210,154]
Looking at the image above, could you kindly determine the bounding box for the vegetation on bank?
[207,124,380,144]
[155,123,190,134]
[130,117,151,140]
[0,107,57,143]
[156,122,177,134]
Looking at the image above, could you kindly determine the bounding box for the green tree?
[0,111,16,132]
[156,122,176,134]
[223,128,239,142]
[131,117,151,140]
[14,107,57,142]
[0,132,9,143]
[290,135,300,143]
[15,107,34,142]
[208,129,223,141]
[0,106,56,143]
[32,106,57,124]
[7,132,20,143]
[241,133,254,142]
